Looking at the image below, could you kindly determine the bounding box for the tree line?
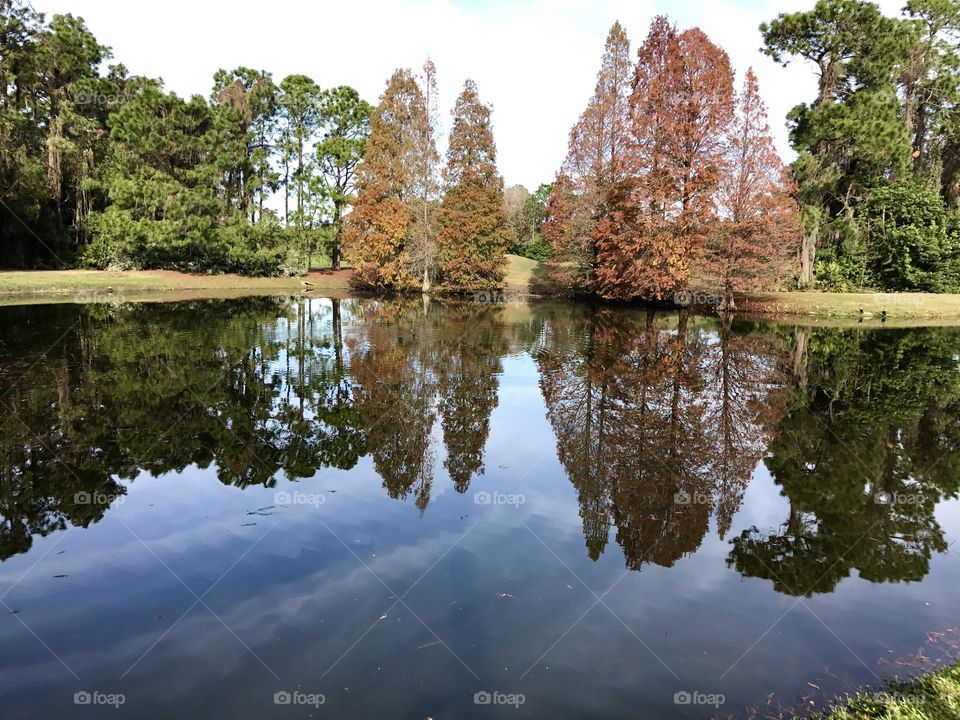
[539,2,960,300]
[3,297,959,592]
[4,0,960,296]
[0,0,370,273]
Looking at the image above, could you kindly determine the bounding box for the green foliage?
[813,247,869,291]
[812,662,960,719]
[760,0,960,291]
[511,236,554,262]
[313,86,372,268]
[507,182,554,261]
[81,87,290,275]
[866,179,960,291]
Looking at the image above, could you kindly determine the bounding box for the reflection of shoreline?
[2,298,960,608]
[737,627,960,720]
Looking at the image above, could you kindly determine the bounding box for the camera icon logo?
[74,491,92,505]
[674,690,692,705]
[74,691,92,705]
[474,491,492,505]
[274,691,292,705]
[674,490,691,506]
[474,691,492,705]
[274,491,292,506]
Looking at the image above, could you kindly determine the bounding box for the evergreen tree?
[762,0,912,287]
[313,86,371,269]
[277,75,321,229]
[211,68,278,223]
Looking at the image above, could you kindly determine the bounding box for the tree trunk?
[798,229,816,287]
[792,327,809,392]
[331,202,343,270]
[331,298,343,372]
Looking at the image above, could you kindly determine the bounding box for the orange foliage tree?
[343,68,431,290]
[704,68,800,308]
[545,16,801,303]
[596,18,735,301]
[546,22,632,294]
[436,80,511,290]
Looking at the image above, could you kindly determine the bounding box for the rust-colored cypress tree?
[704,68,800,308]
[596,18,735,301]
[547,22,632,294]
[343,68,428,290]
[407,58,441,292]
[436,80,511,291]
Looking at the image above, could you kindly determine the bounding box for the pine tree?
[313,86,371,269]
[761,0,912,286]
[436,79,511,291]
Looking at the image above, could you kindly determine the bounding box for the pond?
[1,296,959,719]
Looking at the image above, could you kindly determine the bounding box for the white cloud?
[35,0,906,189]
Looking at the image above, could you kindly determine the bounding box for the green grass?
[6,260,960,320]
[501,255,960,319]
[504,254,544,291]
[738,291,960,319]
[807,663,960,719]
[0,270,349,304]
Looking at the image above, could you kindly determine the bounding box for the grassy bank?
[737,291,960,320]
[4,260,960,320]
[0,268,352,300]
[806,663,960,719]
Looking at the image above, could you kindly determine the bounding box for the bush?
[813,248,867,292]
[82,211,292,277]
[219,222,288,276]
[865,179,960,292]
[509,235,554,263]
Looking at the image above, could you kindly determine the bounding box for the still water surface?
[1,297,959,718]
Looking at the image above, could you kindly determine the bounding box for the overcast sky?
[31,0,904,190]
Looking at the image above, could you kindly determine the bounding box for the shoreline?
[4,269,960,322]
[804,661,960,719]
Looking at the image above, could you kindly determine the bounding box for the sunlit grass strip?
[809,663,960,719]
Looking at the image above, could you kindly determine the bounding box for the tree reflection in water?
[2,298,959,597]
